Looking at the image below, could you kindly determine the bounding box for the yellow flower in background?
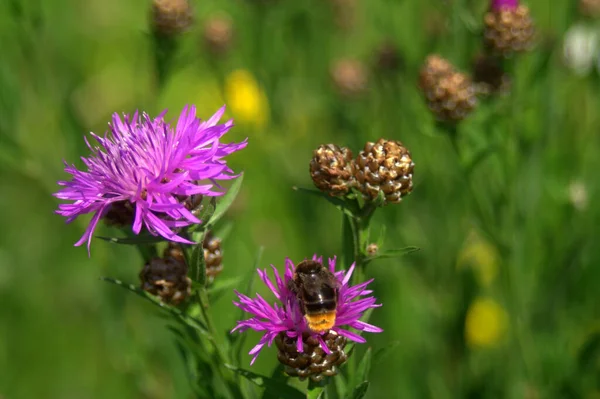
[225,69,269,128]
[457,230,499,287]
[465,297,508,348]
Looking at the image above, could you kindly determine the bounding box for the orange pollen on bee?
[304,312,337,333]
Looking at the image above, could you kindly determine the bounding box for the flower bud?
[310,144,356,196]
[419,55,478,122]
[275,331,348,382]
[203,14,233,55]
[151,0,194,36]
[140,257,191,305]
[203,231,223,282]
[484,2,535,56]
[354,139,414,205]
[580,0,600,18]
[331,59,368,98]
[366,243,379,256]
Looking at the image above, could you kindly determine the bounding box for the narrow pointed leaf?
[188,239,207,286]
[97,234,165,245]
[367,246,420,262]
[208,275,244,302]
[307,385,325,399]
[356,347,372,383]
[346,381,369,399]
[224,364,304,399]
[208,173,244,227]
[101,277,209,336]
[292,186,354,217]
[372,341,401,367]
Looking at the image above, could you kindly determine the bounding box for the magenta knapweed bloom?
[54,105,247,252]
[491,0,518,10]
[232,256,382,365]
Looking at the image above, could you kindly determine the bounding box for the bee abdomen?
[304,299,337,313]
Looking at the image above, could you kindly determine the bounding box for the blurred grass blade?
[260,364,290,399]
[372,341,401,367]
[346,381,369,399]
[223,364,304,399]
[101,277,209,336]
[208,275,244,302]
[208,173,244,227]
[356,347,372,383]
[464,145,499,177]
[292,186,354,217]
[366,246,420,262]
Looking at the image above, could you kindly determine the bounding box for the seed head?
[331,59,368,97]
[419,55,478,122]
[310,144,356,196]
[484,4,535,56]
[276,331,348,382]
[140,256,191,305]
[354,139,414,205]
[151,0,194,36]
[203,14,233,55]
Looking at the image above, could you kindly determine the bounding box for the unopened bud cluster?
[140,231,223,303]
[419,55,478,122]
[331,59,368,97]
[275,331,348,382]
[203,14,233,55]
[310,140,414,205]
[151,0,194,36]
[140,255,191,305]
[484,4,535,56]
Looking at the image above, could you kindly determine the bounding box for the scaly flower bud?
[310,144,356,196]
[331,59,368,97]
[354,139,414,205]
[203,231,223,282]
[203,14,233,55]
[419,55,478,122]
[140,257,191,305]
[484,2,535,56]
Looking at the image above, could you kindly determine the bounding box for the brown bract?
[310,144,356,196]
[484,5,535,56]
[275,331,348,382]
[354,139,414,204]
[140,257,191,305]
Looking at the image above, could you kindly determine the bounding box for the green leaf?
[260,364,290,399]
[375,225,386,248]
[307,385,325,399]
[578,331,600,371]
[101,277,209,336]
[96,234,165,245]
[207,173,244,227]
[346,381,369,399]
[333,370,348,399]
[356,347,372,383]
[292,186,354,217]
[372,341,401,367]
[207,275,243,302]
[188,238,207,286]
[366,246,420,262]
[189,197,216,233]
[224,364,304,399]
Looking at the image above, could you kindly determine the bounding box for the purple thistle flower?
[232,256,382,365]
[54,105,247,253]
[491,0,518,10]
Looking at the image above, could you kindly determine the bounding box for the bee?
[288,260,339,333]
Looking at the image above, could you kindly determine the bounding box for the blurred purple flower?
[491,0,518,10]
[54,105,247,253]
[232,256,382,365]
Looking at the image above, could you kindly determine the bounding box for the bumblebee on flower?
[232,256,382,381]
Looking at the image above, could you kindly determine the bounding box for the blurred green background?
[1,0,600,398]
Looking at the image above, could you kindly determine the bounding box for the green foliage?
[1,0,600,398]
